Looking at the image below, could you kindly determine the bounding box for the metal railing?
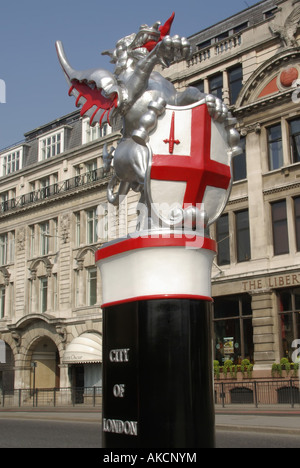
[0,386,102,409]
[215,379,300,408]
[0,168,112,216]
[1,380,299,409]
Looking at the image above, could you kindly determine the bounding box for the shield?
[145,100,233,228]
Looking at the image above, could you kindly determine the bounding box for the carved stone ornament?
[270,2,300,48]
[11,331,21,351]
[56,326,67,347]
[60,214,70,243]
[17,228,25,251]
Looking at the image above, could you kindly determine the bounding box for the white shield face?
[145,100,232,228]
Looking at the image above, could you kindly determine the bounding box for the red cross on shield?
[145,100,232,227]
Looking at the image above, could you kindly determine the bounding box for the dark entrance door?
[71,365,84,404]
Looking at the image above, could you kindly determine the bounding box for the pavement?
[0,405,299,435]
[215,405,300,435]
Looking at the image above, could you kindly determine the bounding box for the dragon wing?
[56,41,122,126]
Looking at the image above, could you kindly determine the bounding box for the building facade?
[161,0,300,374]
[0,111,140,395]
[1,0,300,395]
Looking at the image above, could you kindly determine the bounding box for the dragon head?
[102,13,175,75]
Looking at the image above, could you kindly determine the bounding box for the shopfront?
[62,332,102,392]
[213,294,254,365]
[213,271,300,370]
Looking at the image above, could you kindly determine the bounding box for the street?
[0,411,299,448]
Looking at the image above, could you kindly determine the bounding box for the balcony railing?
[0,168,112,216]
[187,33,242,67]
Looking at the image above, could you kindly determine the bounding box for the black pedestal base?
[102,299,215,449]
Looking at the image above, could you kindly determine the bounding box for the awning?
[62,333,102,364]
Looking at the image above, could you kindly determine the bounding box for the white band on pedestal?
[96,234,216,308]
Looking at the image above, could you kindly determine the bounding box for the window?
[216,31,229,42]
[82,119,111,144]
[267,124,283,171]
[197,39,211,50]
[1,148,22,176]
[214,294,253,364]
[39,130,64,161]
[294,197,300,251]
[40,177,50,199]
[0,232,14,266]
[0,286,5,318]
[216,214,230,266]
[209,73,223,100]
[1,192,8,212]
[39,277,48,313]
[29,226,35,258]
[53,273,58,311]
[228,65,243,105]
[192,79,204,94]
[39,222,49,256]
[233,22,248,34]
[0,234,8,266]
[88,268,97,306]
[278,289,300,361]
[236,210,251,262]
[272,201,289,255]
[233,136,246,181]
[75,212,81,247]
[87,209,98,244]
[289,118,300,164]
[264,8,277,19]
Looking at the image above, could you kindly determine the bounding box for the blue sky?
[0,0,259,150]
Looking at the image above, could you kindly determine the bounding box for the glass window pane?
[0,287,5,318]
[295,197,300,251]
[236,210,251,262]
[280,313,294,360]
[272,201,289,255]
[294,288,300,310]
[209,73,223,100]
[88,269,97,306]
[228,65,243,105]
[290,118,300,162]
[233,136,246,181]
[214,296,239,318]
[214,319,241,365]
[243,318,254,362]
[268,124,283,170]
[216,214,230,265]
[40,278,48,313]
[241,294,252,316]
[279,291,292,311]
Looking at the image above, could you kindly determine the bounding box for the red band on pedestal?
[95,235,217,263]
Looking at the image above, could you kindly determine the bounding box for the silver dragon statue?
[56,13,240,231]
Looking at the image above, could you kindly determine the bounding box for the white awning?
[62,333,102,364]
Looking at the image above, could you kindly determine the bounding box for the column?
[251,290,277,370]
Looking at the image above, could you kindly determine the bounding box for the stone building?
[0,111,139,394]
[1,0,300,394]
[162,0,300,373]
